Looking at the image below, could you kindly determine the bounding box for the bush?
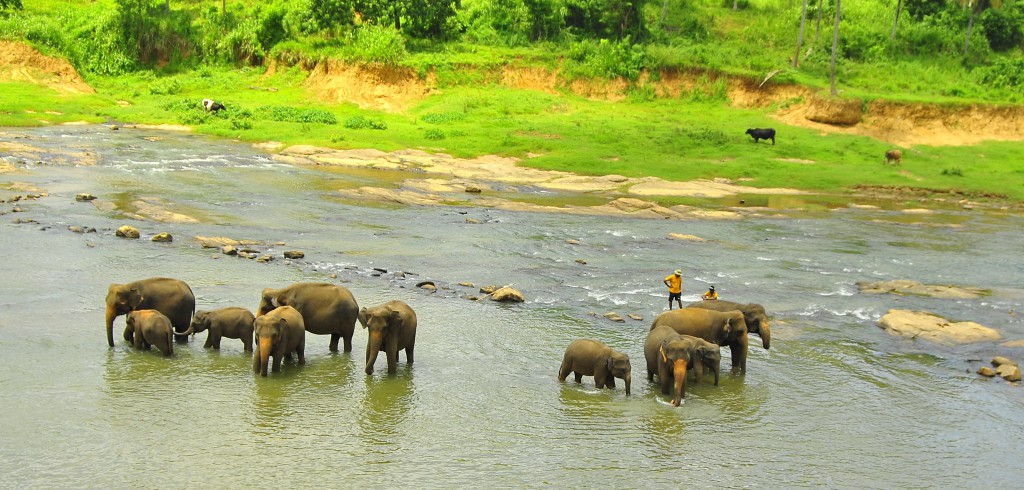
[260,105,337,124]
[149,77,182,95]
[351,25,407,64]
[975,57,1024,88]
[980,8,1023,52]
[424,129,446,140]
[344,115,386,130]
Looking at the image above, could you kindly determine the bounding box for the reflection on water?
[2,126,1024,487]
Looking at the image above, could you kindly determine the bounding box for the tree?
[793,0,809,67]
[829,0,840,96]
[814,0,823,41]
[891,0,903,40]
[962,0,1002,55]
[0,0,23,10]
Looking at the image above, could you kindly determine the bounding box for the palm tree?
[891,0,903,40]
[962,0,1003,55]
[830,0,841,96]
[794,0,809,67]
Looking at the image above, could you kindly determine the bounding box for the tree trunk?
[891,0,902,40]
[830,0,841,96]
[814,0,823,41]
[794,0,809,67]
[963,6,977,55]
[661,0,668,27]
[733,0,738,11]
[164,0,169,13]
[222,0,226,15]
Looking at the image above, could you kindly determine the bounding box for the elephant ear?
[388,310,403,331]
[128,288,145,309]
[357,307,369,329]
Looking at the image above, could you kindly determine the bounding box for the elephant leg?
[731,342,748,374]
[243,337,253,353]
[296,344,305,366]
[329,333,340,352]
[405,343,415,365]
[203,334,214,349]
[272,354,283,373]
[343,334,353,353]
[386,350,398,374]
[594,369,608,389]
[606,377,616,389]
[211,333,222,350]
[574,372,583,384]
[558,359,571,381]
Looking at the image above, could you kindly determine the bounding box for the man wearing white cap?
[663,269,684,310]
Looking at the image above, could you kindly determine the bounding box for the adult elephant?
[124,310,175,356]
[687,299,771,349]
[358,300,417,375]
[257,283,359,353]
[558,339,631,395]
[651,308,749,374]
[656,335,721,407]
[180,307,256,352]
[253,306,305,377]
[105,277,195,347]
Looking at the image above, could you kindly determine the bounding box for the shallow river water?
[2,126,1023,487]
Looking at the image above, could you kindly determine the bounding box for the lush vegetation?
[1,0,1023,203]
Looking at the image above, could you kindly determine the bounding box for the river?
[1,126,1023,487]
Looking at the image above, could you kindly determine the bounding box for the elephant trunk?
[623,372,631,395]
[365,331,383,375]
[672,359,687,407]
[759,322,771,349]
[105,305,117,347]
[257,337,272,377]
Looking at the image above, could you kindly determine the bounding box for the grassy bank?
[4,67,1022,204]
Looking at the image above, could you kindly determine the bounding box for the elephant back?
[280,283,358,336]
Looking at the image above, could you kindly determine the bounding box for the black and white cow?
[202,99,226,113]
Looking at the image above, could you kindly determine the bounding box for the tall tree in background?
[793,0,809,67]
[961,0,1002,55]
[829,0,840,96]
[814,0,823,41]
[0,0,24,10]
[890,0,903,40]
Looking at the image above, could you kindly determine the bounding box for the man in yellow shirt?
[663,269,683,310]
[702,285,718,300]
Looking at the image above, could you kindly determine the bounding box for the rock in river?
[878,309,1001,346]
[115,225,140,239]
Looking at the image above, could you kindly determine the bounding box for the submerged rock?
[603,312,625,322]
[977,366,997,377]
[991,356,1017,367]
[283,250,305,259]
[858,280,986,299]
[221,245,238,256]
[490,287,524,303]
[997,364,1022,382]
[877,309,1001,346]
[75,193,96,202]
[151,232,173,243]
[196,236,240,248]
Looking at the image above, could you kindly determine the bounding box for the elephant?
[180,307,255,352]
[558,339,631,395]
[358,300,417,375]
[656,335,722,406]
[687,299,771,349]
[124,310,174,356]
[257,283,359,353]
[252,306,305,377]
[651,307,749,374]
[105,277,195,347]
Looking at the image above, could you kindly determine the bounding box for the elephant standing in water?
[181,307,255,352]
[105,277,195,347]
[253,306,305,377]
[124,310,175,356]
[687,299,771,350]
[258,283,359,353]
[651,308,749,373]
[645,326,720,406]
[358,300,417,375]
[558,339,632,395]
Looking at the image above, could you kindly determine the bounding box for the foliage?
[975,57,1024,88]
[344,115,387,129]
[564,37,647,80]
[351,25,408,64]
[979,7,1023,51]
[260,105,338,124]
[0,0,22,11]
[564,0,649,40]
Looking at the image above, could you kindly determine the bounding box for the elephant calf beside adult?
[558,339,632,395]
[644,326,721,406]
[105,277,195,347]
[124,310,175,356]
[651,308,750,374]
[258,282,359,353]
[686,299,771,350]
[359,300,417,375]
[180,307,256,352]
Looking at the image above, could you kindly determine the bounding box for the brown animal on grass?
[884,149,902,165]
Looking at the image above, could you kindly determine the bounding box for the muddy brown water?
[2,126,1023,487]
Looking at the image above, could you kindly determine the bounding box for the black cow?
[745,128,776,145]
[202,98,226,113]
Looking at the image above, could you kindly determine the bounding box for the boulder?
[977,366,997,377]
[991,356,1017,367]
[417,281,437,293]
[877,310,1001,346]
[283,250,305,259]
[115,225,140,239]
[221,245,238,256]
[151,232,173,243]
[490,287,524,303]
[997,364,1022,382]
[75,193,96,202]
[628,314,644,321]
[257,254,273,263]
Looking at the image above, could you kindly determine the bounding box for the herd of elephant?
[559,302,771,407]
[105,277,770,406]
[105,277,415,376]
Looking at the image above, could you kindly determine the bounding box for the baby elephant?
[183,307,256,352]
[658,336,721,407]
[558,339,631,395]
[358,300,417,375]
[124,310,174,356]
[253,306,305,377]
